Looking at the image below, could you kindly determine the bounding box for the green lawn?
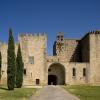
[0,85,37,100]
[64,85,100,100]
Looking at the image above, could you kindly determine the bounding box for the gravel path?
[30,86,80,100]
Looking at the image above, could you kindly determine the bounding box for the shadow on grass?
[0,87,8,90]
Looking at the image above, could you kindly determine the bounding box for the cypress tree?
[16,44,24,88]
[0,51,2,81]
[7,28,16,90]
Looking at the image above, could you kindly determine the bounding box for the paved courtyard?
[30,86,80,100]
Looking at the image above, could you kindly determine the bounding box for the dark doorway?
[36,79,40,85]
[48,75,57,85]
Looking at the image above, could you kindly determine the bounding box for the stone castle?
[0,31,100,85]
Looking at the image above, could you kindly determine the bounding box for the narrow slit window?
[24,69,26,75]
[83,68,86,77]
[73,68,76,77]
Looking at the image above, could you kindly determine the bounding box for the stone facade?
[0,31,100,85]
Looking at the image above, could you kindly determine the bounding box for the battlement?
[81,30,100,40]
[18,33,47,42]
[18,32,46,38]
[89,30,100,34]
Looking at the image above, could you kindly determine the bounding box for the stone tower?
[53,32,64,56]
[88,31,100,84]
[18,33,47,85]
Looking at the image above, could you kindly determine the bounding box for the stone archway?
[48,63,65,85]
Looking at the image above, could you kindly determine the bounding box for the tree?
[16,44,24,88]
[0,51,2,81]
[7,28,16,90]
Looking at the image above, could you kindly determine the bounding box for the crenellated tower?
[18,33,47,85]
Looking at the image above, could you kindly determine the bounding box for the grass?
[64,85,100,100]
[0,85,37,100]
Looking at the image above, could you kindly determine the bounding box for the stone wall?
[89,31,100,84]
[80,33,90,62]
[0,43,18,84]
[64,39,81,62]
[0,33,47,85]
[0,43,7,84]
[18,33,47,85]
[0,31,100,86]
[95,32,100,83]
[46,60,88,85]
[53,35,82,62]
[68,62,89,85]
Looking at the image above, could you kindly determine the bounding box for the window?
[57,36,60,40]
[72,68,76,77]
[83,68,86,77]
[57,36,60,38]
[61,38,63,41]
[61,36,63,41]
[29,56,34,64]
[24,69,26,75]
[36,79,40,85]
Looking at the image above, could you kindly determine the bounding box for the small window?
[61,36,63,41]
[57,36,60,40]
[24,69,26,75]
[83,68,86,77]
[61,38,63,41]
[73,68,76,77]
[36,79,40,85]
[29,56,34,64]
[57,36,60,38]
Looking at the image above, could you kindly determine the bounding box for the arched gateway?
[48,63,65,85]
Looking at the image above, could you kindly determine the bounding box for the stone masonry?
[0,31,100,86]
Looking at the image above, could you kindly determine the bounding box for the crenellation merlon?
[89,30,100,34]
[19,32,46,37]
[81,30,100,40]
[18,33,47,46]
[95,30,100,34]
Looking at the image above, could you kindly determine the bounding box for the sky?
[0,0,100,55]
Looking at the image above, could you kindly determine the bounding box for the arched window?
[72,68,76,77]
[83,68,86,77]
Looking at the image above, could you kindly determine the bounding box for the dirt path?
[30,86,80,100]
